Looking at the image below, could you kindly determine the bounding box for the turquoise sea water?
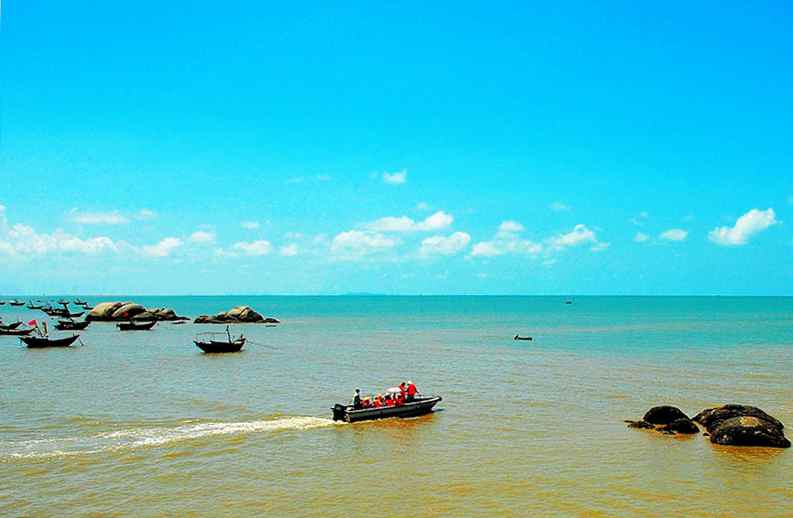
[1,296,792,516]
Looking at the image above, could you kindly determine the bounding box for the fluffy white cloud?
[382,169,407,185]
[550,201,570,212]
[69,210,129,225]
[708,208,778,246]
[330,230,398,260]
[548,224,598,249]
[364,211,453,232]
[232,240,272,256]
[142,237,183,257]
[634,232,650,243]
[419,232,471,256]
[659,228,688,242]
[498,220,524,234]
[241,221,261,230]
[189,230,216,244]
[280,243,299,256]
[137,209,156,220]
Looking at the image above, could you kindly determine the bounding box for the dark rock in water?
[194,305,278,324]
[659,418,699,434]
[710,416,791,448]
[693,405,784,432]
[625,420,655,430]
[643,406,690,425]
[693,405,789,448]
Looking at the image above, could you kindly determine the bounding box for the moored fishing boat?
[21,334,80,348]
[117,321,157,331]
[194,326,245,353]
[55,319,90,331]
[332,394,442,423]
[9,300,25,306]
[0,321,23,331]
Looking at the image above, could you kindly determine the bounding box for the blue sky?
[1,1,792,295]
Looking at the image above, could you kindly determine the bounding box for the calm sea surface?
[1,296,792,516]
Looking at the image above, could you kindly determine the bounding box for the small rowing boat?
[55,320,90,331]
[194,326,245,353]
[514,335,533,341]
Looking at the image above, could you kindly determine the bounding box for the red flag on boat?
[27,319,37,327]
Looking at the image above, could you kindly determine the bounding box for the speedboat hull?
[332,396,442,422]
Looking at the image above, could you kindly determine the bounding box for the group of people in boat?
[352,381,418,410]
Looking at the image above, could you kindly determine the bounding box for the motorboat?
[332,394,442,423]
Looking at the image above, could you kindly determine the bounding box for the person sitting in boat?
[395,391,405,406]
[385,394,395,407]
[361,396,372,409]
[352,388,362,410]
[406,381,417,402]
[373,394,383,408]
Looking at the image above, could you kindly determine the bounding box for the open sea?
[1,296,792,516]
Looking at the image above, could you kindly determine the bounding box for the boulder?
[194,305,274,324]
[693,405,789,448]
[86,302,127,321]
[643,406,690,425]
[111,303,147,320]
[693,405,784,432]
[626,405,699,436]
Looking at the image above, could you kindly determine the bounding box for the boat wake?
[0,416,340,461]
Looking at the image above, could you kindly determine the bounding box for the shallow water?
[1,296,792,516]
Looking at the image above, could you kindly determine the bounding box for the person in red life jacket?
[373,394,383,408]
[406,381,417,402]
[385,394,395,407]
[395,392,405,406]
[399,382,407,399]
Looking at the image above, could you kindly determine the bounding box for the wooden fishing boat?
[55,320,90,331]
[21,334,79,348]
[27,302,45,310]
[56,299,70,305]
[514,335,533,341]
[194,327,245,353]
[332,395,442,423]
[73,299,87,305]
[0,321,23,331]
[9,300,25,306]
[0,328,35,336]
[117,320,157,331]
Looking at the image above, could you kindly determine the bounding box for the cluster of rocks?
[86,302,189,322]
[626,404,790,448]
[194,305,279,324]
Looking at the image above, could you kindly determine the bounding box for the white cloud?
[630,211,649,226]
[364,211,453,233]
[634,232,650,243]
[550,201,570,212]
[470,231,542,258]
[69,210,129,225]
[137,209,156,220]
[280,243,299,256]
[189,230,216,244]
[142,237,183,257]
[416,201,431,211]
[232,240,272,256]
[708,208,778,246]
[659,228,688,242]
[591,242,610,252]
[382,169,407,185]
[498,220,524,234]
[419,232,471,256]
[549,224,598,249]
[241,221,261,230]
[330,230,398,260]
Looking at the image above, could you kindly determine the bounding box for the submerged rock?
[194,305,279,324]
[659,418,700,434]
[694,405,789,448]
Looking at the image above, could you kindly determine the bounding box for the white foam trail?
[0,417,340,460]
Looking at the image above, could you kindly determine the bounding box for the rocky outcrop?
[693,405,790,448]
[194,305,279,324]
[625,405,699,435]
[86,301,188,322]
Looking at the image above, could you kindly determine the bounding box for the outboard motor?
[332,404,347,422]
